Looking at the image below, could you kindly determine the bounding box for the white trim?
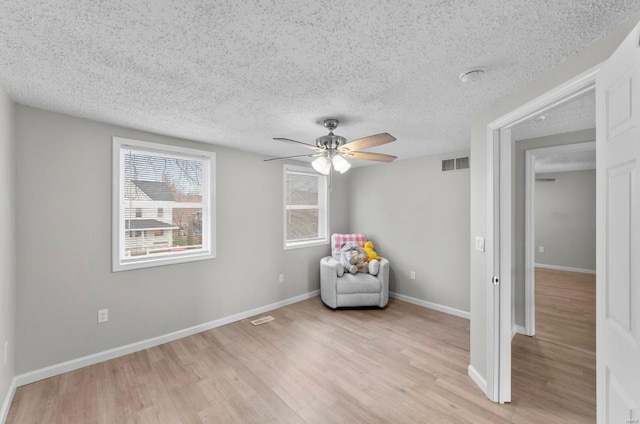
[485,126,500,402]
[534,263,596,275]
[485,63,601,404]
[498,128,513,404]
[468,364,487,394]
[525,142,596,336]
[511,325,526,339]
[14,290,319,387]
[525,148,536,336]
[0,378,16,424]
[389,292,470,320]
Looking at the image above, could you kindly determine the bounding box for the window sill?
[113,250,215,272]
[284,239,329,251]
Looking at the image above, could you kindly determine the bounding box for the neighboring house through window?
[113,137,216,271]
[283,164,329,249]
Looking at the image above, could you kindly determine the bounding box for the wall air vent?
[442,158,455,171]
[442,156,469,172]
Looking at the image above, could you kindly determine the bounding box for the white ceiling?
[512,91,596,173]
[512,92,595,142]
[1,1,638,166]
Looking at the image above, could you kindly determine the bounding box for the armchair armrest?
[377,258,390,307]
[321,256,344,277]
[320,256,342,309]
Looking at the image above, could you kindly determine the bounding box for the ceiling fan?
[265,118,397,175]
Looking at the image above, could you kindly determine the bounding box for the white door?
[596,22,640,423]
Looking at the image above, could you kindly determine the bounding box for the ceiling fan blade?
[263,153,321,162]
[273,137,321,151]
[338,133,396,153]
[343,151,397,162]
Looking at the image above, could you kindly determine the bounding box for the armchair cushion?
[336,273,381,294]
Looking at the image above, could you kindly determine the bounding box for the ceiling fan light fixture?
[332,154,351,174]
[312,155,331,175]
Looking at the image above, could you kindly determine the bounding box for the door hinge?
[492,276,500,285]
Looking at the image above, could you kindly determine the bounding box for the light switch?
[475,236,485,252]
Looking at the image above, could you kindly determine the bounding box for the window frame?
[283,164,329,250]
[112,136,216,272]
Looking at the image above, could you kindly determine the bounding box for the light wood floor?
[509,268,596,423]
[534,267,596,353]
[8,296,595,423]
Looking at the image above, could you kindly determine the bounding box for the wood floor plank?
[7,295,594,423]
[534,267,595,353]
[510,268,596,423]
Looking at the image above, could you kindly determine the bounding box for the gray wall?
[469,13,640,381]
[348,153,470,313]
[512,129,595,327]
[535,170,596,271]
[15,106,349,374]
[0,85,16,412]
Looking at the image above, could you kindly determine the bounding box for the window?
[112,137,216,271]
[283,164,329,249]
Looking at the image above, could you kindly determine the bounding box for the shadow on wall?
[388,267,398,293]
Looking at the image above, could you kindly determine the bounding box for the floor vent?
[250,315,275,325]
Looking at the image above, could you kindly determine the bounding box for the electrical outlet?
[539,246,545,253]
[410,271,416,280]
[3,341,7,365]
[279,274,285,284]
[97,309,109,323]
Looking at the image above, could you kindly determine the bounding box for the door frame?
[485,64,601,403]
[524,141,596,336]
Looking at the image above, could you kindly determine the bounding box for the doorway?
[485,21,640,419]
[524,141,596,337]
[508,109,597,420]
[484,65,598,403]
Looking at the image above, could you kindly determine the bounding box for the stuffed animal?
[364,240,381,262]
[340,241,369,274]
[352,250,370,274]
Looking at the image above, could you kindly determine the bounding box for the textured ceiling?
[512,91,595,142]
[1,1,638,166]
[514,91,595,173]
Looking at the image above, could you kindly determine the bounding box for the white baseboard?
[15,290,319,388]
[512,325,526,339]
[467,364,487,395]
[535,263,596,275]
[389,292,470,320]
[1,378,17,424]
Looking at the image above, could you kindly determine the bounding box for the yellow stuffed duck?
[364,241,381,262]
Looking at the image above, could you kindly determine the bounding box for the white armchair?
[320,233,389,309]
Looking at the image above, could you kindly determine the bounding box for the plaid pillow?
[331,233,367,260]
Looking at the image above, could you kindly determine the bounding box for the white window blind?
[113,137,216,271]
[283,164,328,249]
